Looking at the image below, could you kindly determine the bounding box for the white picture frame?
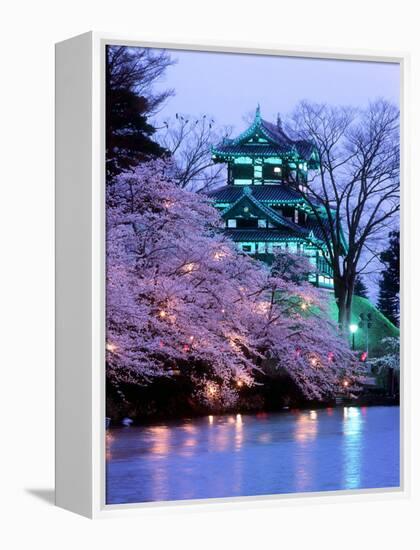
[55,32,410,518]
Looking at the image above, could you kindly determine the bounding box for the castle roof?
[208,184,306,204]
[208,185,329,246]
[220,187,307,235]
[224,229,308,242]
[211,106,317,162]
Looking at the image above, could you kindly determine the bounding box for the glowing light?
[309,410,318,420]
[255,301,270,315]
[349,324,358,334]
[343,379,349,388]
[343,406,363,488]
[158,310,167,318]
[208,415,214,424]
[295,412,318,443]
[227,332,246,352]
[311,356,323,368]
[236,413,243,425]
[301,302,308,310]
[149,425,170,456]
[205,382,218,399]
[274,166,281,173]
[106,342,117,352]
[236,380,244,388]
[182,262,197,274]
[182,423,197,434]
[213,249,228,261]
[228,337,237,350]
[189,335,194,341]
[343,406,361,421]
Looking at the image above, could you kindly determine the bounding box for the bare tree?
[107,46,175,112]
[106,46,175,179]
[157,114,231,191]
[286,99,399,330]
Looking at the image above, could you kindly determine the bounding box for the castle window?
[263,164,282,180]
[237,218,258,229]
[258,219,267,228]
[227,219,237,228]
[298,210,307,225]
[233,157,252,164]
[232,164,253,180]
[282,206,294,219]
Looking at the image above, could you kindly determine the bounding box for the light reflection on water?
[106,406,399,504]
[343,407,363,489]
[294,410,318,492]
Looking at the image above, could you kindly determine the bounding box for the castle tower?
[208,107,334,288]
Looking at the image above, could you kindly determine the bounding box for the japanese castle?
[208,106,334,289]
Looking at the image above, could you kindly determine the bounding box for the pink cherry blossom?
[106,160,365,408]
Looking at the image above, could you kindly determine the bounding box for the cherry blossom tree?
[106,160,262,403]
[243,250,365,401]
[106,160,365,409]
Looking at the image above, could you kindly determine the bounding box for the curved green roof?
[211,106,318,163]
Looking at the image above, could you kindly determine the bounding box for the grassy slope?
[328,294,399,357]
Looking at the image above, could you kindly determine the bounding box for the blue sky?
[152,48,400,131]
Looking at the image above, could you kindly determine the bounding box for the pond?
[106,406,400,504]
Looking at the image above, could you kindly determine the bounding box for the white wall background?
[1,0,418,547]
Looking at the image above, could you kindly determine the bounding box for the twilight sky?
[147,47,399,299]
[151,48,400,130]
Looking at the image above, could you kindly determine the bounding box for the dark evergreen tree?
[106,46,173,180]
[377,230,400,326]
[354,276,368,298]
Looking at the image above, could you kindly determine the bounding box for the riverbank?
[107,383,399,427]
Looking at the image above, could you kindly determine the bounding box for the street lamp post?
[349,323,358,350]
[359,313,373,357]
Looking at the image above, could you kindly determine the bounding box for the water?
[106,406,400,504]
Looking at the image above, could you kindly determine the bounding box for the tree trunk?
[334,273,355,335]
[334,276,348,330]
[345,276,355,329]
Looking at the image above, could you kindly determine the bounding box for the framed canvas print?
[55,32,408,518]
